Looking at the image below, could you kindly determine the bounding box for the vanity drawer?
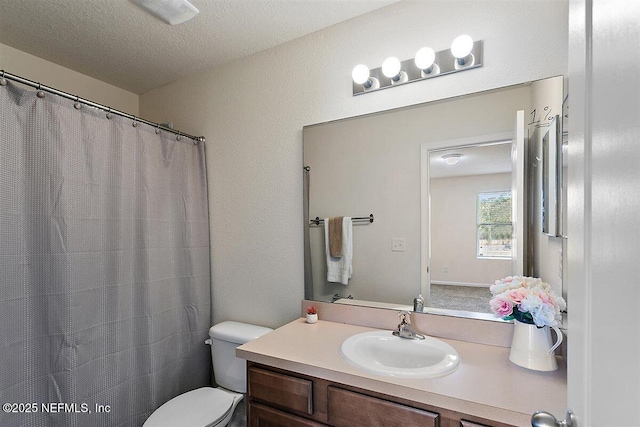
[327,386,439,427]
[249,402,326,427]
[460,421,492,427]
[248,366,314,416]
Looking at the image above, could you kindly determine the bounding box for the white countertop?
[237,318,567,426]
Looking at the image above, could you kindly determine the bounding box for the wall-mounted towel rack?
[310,214,374,225]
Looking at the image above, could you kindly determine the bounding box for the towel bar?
[310,214,374,226]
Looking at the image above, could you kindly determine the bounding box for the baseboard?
[431,281,492,288]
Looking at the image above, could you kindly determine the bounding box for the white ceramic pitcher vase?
[509,320,563,371]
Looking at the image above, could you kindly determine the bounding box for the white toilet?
[143,321,273,427]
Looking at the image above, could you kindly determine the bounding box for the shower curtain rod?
[0,70,205,144]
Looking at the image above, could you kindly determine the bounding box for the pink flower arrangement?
[306,305,317,315]
[489,276,566,327]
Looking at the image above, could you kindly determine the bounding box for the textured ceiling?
[0,0,397,94]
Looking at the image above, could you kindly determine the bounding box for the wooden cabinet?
[247,362,516,427]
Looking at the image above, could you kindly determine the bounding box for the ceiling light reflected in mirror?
[442,154,463,165]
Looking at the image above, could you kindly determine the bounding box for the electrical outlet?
[392,238,405,252]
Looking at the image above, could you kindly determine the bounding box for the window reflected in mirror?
[477,191,512,259]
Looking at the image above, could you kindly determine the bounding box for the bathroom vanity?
[246,361,509,427]
[237,316,566,427]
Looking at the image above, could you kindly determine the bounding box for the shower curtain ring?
[132,117,138,127]
[176,132,182,141]
[74,96,82,110]
[106,108,113,120]
[0,71,6,86]
[37,83,45,98]
[155,124,161,135]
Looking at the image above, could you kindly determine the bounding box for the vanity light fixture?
[442,154,463,165]
[351,36,482,95]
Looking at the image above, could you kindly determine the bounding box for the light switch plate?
[392,238,405,252]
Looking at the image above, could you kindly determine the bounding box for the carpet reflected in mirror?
[430,285,492,313]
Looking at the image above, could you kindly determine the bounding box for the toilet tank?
[208,321,272,393]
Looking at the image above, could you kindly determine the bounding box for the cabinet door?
[327,386,439,427]
[249,402,326,427]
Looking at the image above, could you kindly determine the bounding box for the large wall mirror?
[303,76,565,319]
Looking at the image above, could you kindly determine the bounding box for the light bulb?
[451,34,474,59]
[381,57,401,78]
[414,47,435,70]
[352,64,370,85]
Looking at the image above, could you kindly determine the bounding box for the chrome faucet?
[392,311,425,340]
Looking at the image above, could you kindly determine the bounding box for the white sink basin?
[340,331,460,378]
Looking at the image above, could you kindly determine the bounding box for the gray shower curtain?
[0,82,211,427]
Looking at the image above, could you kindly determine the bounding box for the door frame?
[567,0,640,424]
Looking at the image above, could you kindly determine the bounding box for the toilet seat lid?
[144,387,236,427]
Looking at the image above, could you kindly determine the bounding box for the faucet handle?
[397,310,411,325]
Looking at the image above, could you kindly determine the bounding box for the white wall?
[431,173,512,285]
[0,43,139,116]
[140,0,569,328]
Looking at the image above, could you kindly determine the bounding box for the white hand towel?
[325,217,353,285]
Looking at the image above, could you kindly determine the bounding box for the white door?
[564,0,640,426]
